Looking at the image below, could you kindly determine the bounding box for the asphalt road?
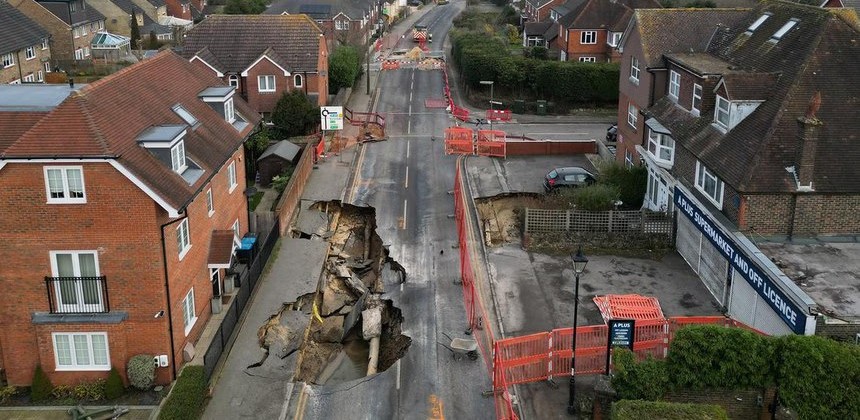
[308,2,496,419]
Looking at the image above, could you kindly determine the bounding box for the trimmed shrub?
[73,379,105,401]
[775,334,860,419]
[666,325,774,389]
[158,366,207,420]
[611,348,669,401]
[105,368,125,400]
[128,354,156,390]
[611,400,728,420]
[0,386,17,404]
[30,365,53,402]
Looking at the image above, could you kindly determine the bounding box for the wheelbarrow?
[438,332,479,361]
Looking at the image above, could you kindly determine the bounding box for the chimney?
[795,91,822,191]
[69,78,74,88]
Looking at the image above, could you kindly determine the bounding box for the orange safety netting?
[593,294,665,322]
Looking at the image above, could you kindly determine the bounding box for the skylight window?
[173,105,198,126]
[746,13,770,33]
[771,19,798,42]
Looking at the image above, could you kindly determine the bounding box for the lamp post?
[479,80,494,130]
[567,247,589,415]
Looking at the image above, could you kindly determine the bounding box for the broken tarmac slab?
[296,200,330,237]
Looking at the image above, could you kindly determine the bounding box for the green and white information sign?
[321,106,344,131]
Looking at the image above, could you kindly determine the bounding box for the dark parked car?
[543,167,596,191]
[606,124,618,142]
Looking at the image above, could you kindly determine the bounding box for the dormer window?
[608,32,622,47]
[770,19,798,43]
[171,141,187,173]
[714,95,730,129]
[647,128,674,166]
[695,161,724,208]
[692,84,702,116]
[228,75,238,87]
[225,98,235,123]
[668,70,680,101]
[745,13,770,34]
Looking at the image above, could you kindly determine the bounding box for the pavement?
[202,238,328,419]
[0,407,155,420]
[465,155,596,198]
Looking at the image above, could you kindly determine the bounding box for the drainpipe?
[159,212,188,381]
[15,51,24,82]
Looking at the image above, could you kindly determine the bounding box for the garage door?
[728,269,793,336]
[676,215,727,305]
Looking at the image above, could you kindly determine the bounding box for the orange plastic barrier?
[445,126,474,155]
[476,130,506,158]
[486,109,513,121]
[452,105,470,122]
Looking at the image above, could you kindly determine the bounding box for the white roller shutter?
[676,216,726,305]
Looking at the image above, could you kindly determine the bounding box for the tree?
[130,10,141,50]
[271,91,319,139]
[245,127,272,179]
[328,45,361,93]
[224,0,267,14]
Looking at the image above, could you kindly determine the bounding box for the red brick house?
[0,51,260,387]
[628,0,860,236]
[180,15,329,117]
[614,8,749,167]
[0,2,52,84]
[523,0,568,22]
[556,0,661,63]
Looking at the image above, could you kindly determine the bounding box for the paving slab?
[465,155,596,199]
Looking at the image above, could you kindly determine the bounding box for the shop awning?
[208,230,238,269]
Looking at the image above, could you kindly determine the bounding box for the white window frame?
[294,74,303,88]
[746,14,770,33]
[44,166,86,204]
[227,161,237,193]
[580,31,597,44]
[630,56,640,84]
[2,53,14,68]
[83,46,90,57]
[170,141,187,173]
[647,129,675,165]
[44,62,51,73]
[232,219,240,240]
[81,24,88,36]
[176,218,191,259]
[695,161,724,207]
[258,75,276,93]
[42,39,49,50]
[52,332,110,371]
[335,20,348,30]
[225,98,235,123]
[228,74,238,87]
[627,103,638,128]
[579,57,596,63]
[771,19,798,42]
[624,149,634,168]
[608,32,622,47]
[669,70,680,100]
[181,288,197,336]
[73,27,80,39]
[75,48,84,60]
[49,250,103,313]
[25,46,36,60]
[692,83,702,116]
[715,95,730,129]
[206,188,214,217]
[23,74,36,82]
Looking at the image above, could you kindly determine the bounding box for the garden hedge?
[158,366,206,420]
[611,400,728,420]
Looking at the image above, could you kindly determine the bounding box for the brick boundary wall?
[815,317,860,343]
[275,137,320,236]
[662,388,776,420]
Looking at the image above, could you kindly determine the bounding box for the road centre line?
[396,360,401,389]
[402,199,407,230]
[407,140,410,159]
[405,165,409,189]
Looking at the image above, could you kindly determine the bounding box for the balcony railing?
[45,276,110,314]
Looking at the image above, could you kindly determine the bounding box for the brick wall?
[0,148,248,386]
[743,193,860,236]
[615,30,651,165]
[663,388,776,420]
[244,58,293,114]
[815,317,860,343]
[567,29,609,60]
[0,43,49,84]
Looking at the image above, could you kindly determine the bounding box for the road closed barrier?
[486,109,512,122]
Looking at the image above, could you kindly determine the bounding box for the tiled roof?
[180,15,324,74]
[524,20,554,35]
[650,1,860,194]
[719,73,779,101]
[85,2,106,22]
[0,113,47,153]
[2,51,260,211]
[565,0,661,31]
[0,1,50,55]
[634,8,751,68]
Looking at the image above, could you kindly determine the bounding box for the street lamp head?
[479,80,494,85]
[571,247,588,275]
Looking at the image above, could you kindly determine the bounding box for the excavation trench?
[253,202,410,385]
